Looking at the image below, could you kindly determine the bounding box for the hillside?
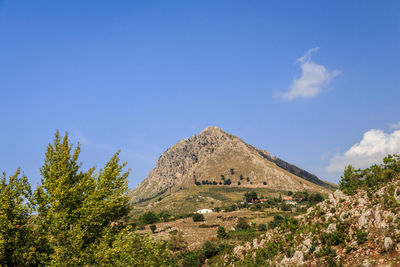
[130,126,333,204]
[220,156,400,266]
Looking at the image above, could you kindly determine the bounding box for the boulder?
[326,223,337,234]
[384,237,393,250]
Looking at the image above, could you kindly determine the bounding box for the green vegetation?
[217,226,228,239]
[0,132,171,266]
[339,154,400,195]
[192,213,205,222]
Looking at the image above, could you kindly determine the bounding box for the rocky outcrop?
[130,126,331,202]
[227,177,400,266]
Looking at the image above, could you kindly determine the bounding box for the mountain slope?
[130,127,332,203]
[223,156,400,266]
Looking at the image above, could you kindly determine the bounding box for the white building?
[196,209,213,214]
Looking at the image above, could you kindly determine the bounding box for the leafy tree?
[140,213,159,226]
[244,191,258,202]
[150,224,157,233]
[339,165,358,195]
[0,169,33,266]
[33,131,130,265]
[159,211,171,222]
[94,226,171,266]
[230,168,235,175]
[216,226,227,239]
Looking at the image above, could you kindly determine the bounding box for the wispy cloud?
[281,47,340,101]
[326,129,400,172]
[389,121,400,130]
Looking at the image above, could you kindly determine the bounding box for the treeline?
[340,154,400,195]
[0,132,170,266]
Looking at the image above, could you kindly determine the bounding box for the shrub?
[258,223,267,231]
[202,241,219,259]
[230,168,235,175]
[150,224,157,233]
[140,211,159,225]
[236,217,250,230]
[217,226,228,239]
[181,251,204,267]
[356,230,367,245]
[169,231,186,251]
[192,213,205,222]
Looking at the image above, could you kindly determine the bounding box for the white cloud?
[282,47,340,101]
[326,129,400,172]
[389,121,400,130]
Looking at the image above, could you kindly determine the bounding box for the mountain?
[130,126,333,203]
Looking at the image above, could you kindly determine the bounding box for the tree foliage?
[339,155,400,195]
[32,131,131,265]
[0,169,32,266]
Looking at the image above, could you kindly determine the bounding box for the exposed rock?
[130,126,332,202]
[359,209,371,228]
[292,251,304,265]
[301,238,312,253]
[326,223,337,233]
[384,237,393,250]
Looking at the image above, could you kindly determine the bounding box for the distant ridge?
[130,126,333,203]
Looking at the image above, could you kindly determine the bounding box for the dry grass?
[137,209,274,250]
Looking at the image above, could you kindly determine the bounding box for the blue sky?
[1,1,399,189]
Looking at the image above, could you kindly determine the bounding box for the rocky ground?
[223,179,400,266]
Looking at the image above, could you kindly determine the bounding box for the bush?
[192,213,205,222]
[169,231,186,251]
[356,230,367,245]
[181,251,204,267]
[236,217,250,230]
[258,223,267,231]
[244,191,258,202]
[217,226,228,239]
[202,241,219,259]
[140,211,159,225]
[150,224,157,233]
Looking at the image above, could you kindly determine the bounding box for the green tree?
[150,224,157,233]
[339,165,358,195]
[33,131,130,265]
[216,226,227,239]
[0,169,33,266]
[140,211,159,225]
[94,226,171,266]
[244,191,258,202]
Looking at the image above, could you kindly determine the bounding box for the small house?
[283,196,293,201]
[196,209,213,214]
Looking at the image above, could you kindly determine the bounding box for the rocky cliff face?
[130,127,332,203]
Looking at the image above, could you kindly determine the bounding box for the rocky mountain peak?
[130,127,332,203]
